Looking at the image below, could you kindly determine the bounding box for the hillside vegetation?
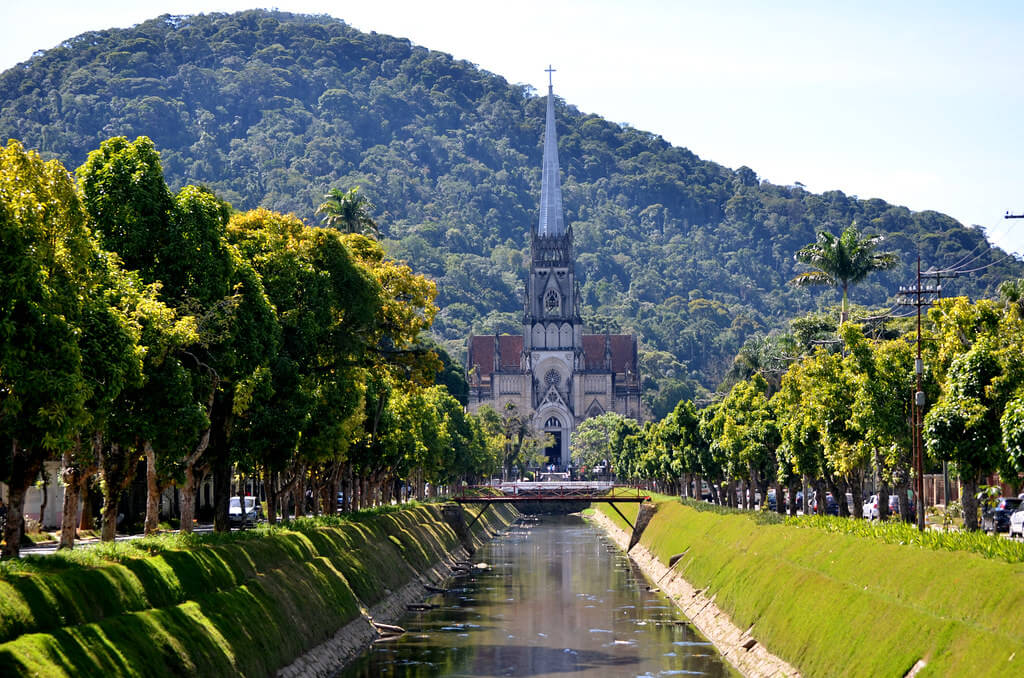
[2,9,1020,407]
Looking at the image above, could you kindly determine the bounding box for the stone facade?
[466,78,641,468]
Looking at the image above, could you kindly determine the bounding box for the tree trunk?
[827,476,847,517]
[3,484,29,560]
[212,454,231,533]
[179,464,198,534]
[264,467,278,525]
[849,474,864,519]
[292,478,305,518]
[58,448,84,550]
[788,479,799,516]
[100,442,139,542]
[2,439,42,559]
[144,441,161,535]
[878,481,891,521]
[962,474,980,531]
[896,477,913,523]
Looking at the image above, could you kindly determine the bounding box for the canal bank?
[0,502,518,677]
[592,497,1024,677]
[587,505,798,677]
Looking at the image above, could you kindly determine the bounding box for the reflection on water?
[338,514,733,677]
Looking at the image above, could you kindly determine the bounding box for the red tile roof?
[470,333,636,378]
[469,335,524,378]
[582,335,605,369]
[499,335,523,370]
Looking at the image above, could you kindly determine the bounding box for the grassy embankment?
[0,502,516,677]
[596,494,1024,677]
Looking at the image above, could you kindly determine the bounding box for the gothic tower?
[520,69,582,466]
[466,70,642,473]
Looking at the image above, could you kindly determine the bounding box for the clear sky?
[2,1,1023,255]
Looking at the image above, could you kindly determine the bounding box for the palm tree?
[316,187,379,237]
[790,223,898,324]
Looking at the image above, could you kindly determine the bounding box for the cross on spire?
[545,64,556,88]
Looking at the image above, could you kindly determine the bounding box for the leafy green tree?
[78,136,278,535]
[0,141,97,557]
[228,209,378,518]
[791,223,898,324]
[570,412,632,473]
[842,325,916,520]
[924,337,1005,531]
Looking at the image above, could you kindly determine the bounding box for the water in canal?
[338,513,734,677]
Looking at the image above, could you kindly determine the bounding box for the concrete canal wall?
[0,502,518,677]
[593,498,1024,678]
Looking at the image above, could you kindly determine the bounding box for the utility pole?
[896,255,941,531]
[921,267,956,506]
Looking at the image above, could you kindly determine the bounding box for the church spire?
[537,65,565,237]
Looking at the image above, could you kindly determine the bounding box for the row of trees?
[573,290,1024,531]
[0,136,506,558]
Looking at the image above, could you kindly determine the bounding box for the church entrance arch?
[539,412,568,469]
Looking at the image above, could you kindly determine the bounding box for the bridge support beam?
[607,502,636,531]
[627,501,657,552]
[464,501,493,531]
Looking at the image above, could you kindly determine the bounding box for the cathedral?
[466,73,642,469]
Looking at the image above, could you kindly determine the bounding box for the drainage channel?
[337,513,734,677]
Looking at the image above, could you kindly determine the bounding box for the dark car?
[887,493,916,517]
[981,497,1023,533]
[812,492,839,516]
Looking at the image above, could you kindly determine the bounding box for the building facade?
[466,76,641,469]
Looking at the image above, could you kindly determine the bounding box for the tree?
[842,325,916,521]
[924,338,1005,531]
[228,209,378,518]
[570,412,632,473]
[790,223,898,324]
[316,187,379,237]
[78,136,278,535]
[0,141,97,557]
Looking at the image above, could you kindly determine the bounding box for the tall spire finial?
[537,66,565,237]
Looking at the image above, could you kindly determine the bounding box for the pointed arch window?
[544,416,562,429]
[545,289,560,315]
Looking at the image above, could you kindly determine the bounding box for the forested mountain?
[2,9,1020,414]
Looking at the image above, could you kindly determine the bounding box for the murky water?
[338,513,734,677]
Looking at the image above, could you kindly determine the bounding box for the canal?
[339,513,734,677]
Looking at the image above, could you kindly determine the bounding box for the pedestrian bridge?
[452,482,650,531]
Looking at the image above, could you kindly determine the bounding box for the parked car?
[1009,507,1024,539]
[812,492,839,516]
[863,495,879,520]
[229,495,263,527]
[981,497,1023,533]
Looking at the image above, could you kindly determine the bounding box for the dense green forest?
[2,9,1020,414]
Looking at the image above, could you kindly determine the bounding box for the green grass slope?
[0,503,517,677]
[596,498,1023,677]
